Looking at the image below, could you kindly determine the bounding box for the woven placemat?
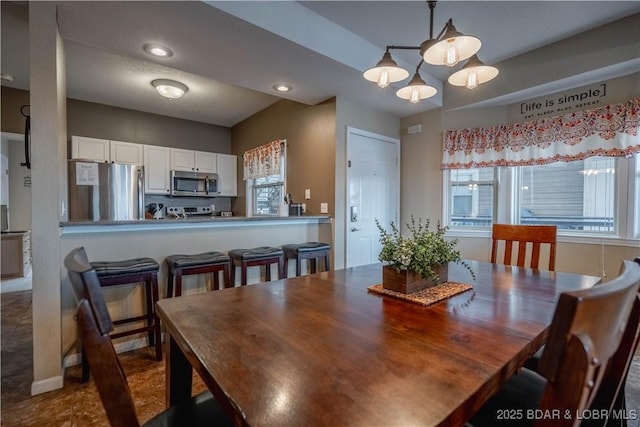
[367,282,473,307]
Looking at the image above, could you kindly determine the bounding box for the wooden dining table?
[156,260,601,426]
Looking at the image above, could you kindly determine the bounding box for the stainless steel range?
[166,206,213,217]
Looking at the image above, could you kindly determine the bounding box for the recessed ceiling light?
[151,79,188,100]
[143,44,173,58]
[272,84,292,93]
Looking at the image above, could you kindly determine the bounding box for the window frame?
[245,145,287,217]
[442,154,640,245]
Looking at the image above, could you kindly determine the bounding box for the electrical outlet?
[301,203,306,213]
[320,203,328,213]
[305,189,311,199]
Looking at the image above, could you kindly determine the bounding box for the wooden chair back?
[535,260,640,426]
[76,299,140,427]
[491,224,557,270]
[65,247,113,335]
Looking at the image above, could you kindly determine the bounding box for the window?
[517,158,615,232]
[253,172,285,216]
[444,154,640,240]
[246,148,286,216]
[449,168,495,227]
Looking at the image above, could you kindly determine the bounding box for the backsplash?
[144,194,232,214]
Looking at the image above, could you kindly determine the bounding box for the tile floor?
[2,290,640,426]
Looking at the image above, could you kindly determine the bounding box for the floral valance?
[243,139,284,180]
[441,97,640,169]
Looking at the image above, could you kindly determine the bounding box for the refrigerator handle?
[138,166,145,220]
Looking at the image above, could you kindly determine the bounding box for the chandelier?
[363,1,498,103]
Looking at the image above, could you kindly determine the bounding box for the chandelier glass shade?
[395,72,438,103]
[363,1,497,103]
[421,23,482,67]
[447,54,499,89]
[363,51,410,88]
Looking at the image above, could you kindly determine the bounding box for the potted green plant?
[376,216,476,293]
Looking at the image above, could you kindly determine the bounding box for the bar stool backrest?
[65,247,114,335]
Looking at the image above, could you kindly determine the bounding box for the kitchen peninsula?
[59,215,333,362]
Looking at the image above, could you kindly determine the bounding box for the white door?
[346,128,399,267]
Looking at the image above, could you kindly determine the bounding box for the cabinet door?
[195,151,217,173]
[217,154,237,196]
[170,148,196,171]
[110,140,143,165]
[144,145,171,194]
[71,136,109,162]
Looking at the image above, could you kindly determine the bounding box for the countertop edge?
[60,216,332,235]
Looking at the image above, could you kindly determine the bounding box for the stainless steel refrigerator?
[68,160,144,221]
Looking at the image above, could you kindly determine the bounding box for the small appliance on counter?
[289,203,303,216]
[145,203,164,219]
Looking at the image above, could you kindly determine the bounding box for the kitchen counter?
[59,213,333,365]
[60,215,331,235]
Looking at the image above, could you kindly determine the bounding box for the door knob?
[351,227,362,232]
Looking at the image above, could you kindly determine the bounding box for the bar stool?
[83,257,162,382]
[283,242,331,277]
[166,251,231,297]
[228,247,284,286]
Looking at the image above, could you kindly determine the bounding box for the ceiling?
[2,1,640,127]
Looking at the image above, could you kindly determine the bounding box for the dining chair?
[69,248,233,427]
[491,224,557,270]
[468,259,640,427]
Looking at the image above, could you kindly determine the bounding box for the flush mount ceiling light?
[143,44,173,58]
[272,83,292,92]
[363,0,498,102]
[151,79,188,100]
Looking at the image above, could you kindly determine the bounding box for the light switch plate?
[320,203,328,213]
[305,189,311,199]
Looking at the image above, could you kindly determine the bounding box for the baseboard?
[62,335,159,368]
[31,374,64,396]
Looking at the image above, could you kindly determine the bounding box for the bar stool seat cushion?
[167,252,230,271]
[283,242,331,254]
[91,258,159,278]
[229,247,283,261]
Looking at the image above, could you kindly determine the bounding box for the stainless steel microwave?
[170,170,218,197]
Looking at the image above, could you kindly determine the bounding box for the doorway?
[346,127,400,268]
[1,132,32,293]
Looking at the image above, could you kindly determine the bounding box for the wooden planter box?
[382,264,448,294]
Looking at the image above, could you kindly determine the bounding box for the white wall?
[29,2,66,395]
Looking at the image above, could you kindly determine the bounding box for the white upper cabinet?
[195,151,217,174]
[170,148,196,171]
[217,154,237,196]
[71,136,110,163]
[72,136,143,166]
[144,145,171,195]
[171,148,217,173]
[110,140,143,165]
